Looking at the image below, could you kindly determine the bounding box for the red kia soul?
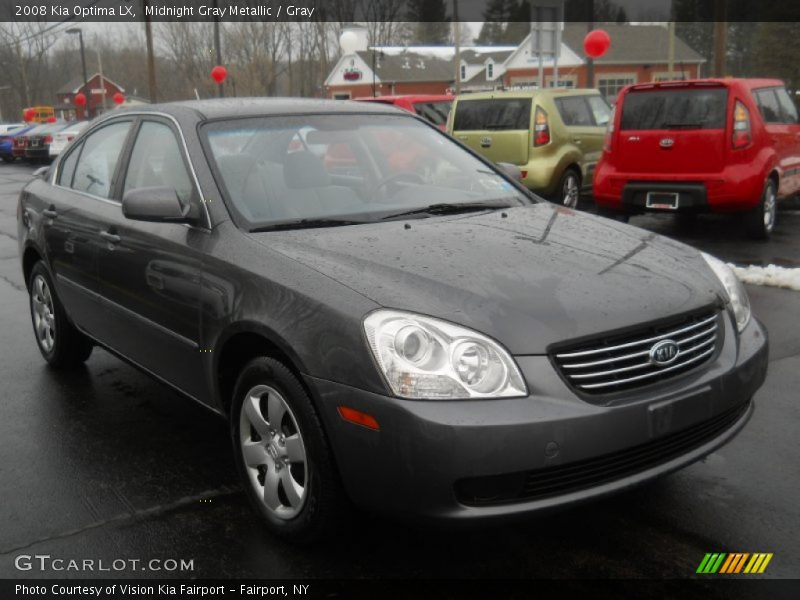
[593,78,800,239]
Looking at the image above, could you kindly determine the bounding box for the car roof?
[627,77,786,93]
[456,88,601,101]
[114,97,407,121]
[354,94,453,103]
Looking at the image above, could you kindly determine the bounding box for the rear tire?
[231,357,347,543]
[1,155,14,164]
[28,261,93,368]
[745,179,777,240]
[556,168,582,209]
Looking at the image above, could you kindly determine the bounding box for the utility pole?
[144,0,157,102]
[713,0,727,77]
[586,0,594,88]
[67,29,89,116]
[667,21,675,79]
[16,42,31,108]
[453,0,461,94]
[213,0,224,97]
[96,42,107,112]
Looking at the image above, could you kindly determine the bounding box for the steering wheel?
[373,171,425,195]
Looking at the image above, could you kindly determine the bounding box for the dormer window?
[487,63,494,79]
[460,64,466,80]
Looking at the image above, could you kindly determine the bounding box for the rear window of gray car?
[453,98,532,131]
[620,88,728,130]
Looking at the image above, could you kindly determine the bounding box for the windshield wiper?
[380,201,514,221]
[249,217,367,232]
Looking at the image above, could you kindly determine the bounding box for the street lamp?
[0,85,12,121]
[66,28,89,118]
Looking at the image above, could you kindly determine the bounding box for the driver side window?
[71,121,132,199]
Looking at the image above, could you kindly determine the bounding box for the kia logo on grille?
[649,339,679,366]
[660,138,675,148]
[480,136,492,148]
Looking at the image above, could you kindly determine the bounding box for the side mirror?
[122,186,195,223]
[496,162,523,182]
[33,166,50,180]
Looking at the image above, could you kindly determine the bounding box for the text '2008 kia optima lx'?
[18,99,768,541]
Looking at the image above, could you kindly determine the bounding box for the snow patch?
[728,263,800,292]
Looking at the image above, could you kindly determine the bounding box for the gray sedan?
[17,99,768,542]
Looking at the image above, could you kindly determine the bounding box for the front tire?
[28,261,93,368]
[231,357,345,543]
[745,178,777,240]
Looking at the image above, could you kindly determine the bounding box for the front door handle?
[43,207,58,219]
[99,230,121,244]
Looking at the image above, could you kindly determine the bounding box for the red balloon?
[46,116,57,123]
[584,29,611,59]
[73,92,87,107]
[23,109,35,122]
[211,65,227,84]
[113,92,125,105]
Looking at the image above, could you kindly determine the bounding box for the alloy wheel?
[763,183,776,233]
[562,173,580,208]
[239,384,307,520]
[31,274,56,353]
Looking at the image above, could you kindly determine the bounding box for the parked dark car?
[0,125,34,162]
[25,121,72,163]
[11,124,51,160]
[18,99,768,542]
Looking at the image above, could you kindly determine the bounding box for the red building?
[55,73,126,120]
[326,24,705,102]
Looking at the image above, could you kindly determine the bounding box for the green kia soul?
[447,89,612,207]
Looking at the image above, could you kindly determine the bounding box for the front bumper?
[306,313,768,521]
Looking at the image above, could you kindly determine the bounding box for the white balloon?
[339,30,359,55]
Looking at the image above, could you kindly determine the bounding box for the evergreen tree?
[407,0,450,45]
[475,0,510,45]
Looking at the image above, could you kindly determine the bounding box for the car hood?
[248,204,722,354]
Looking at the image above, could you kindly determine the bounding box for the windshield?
[202,114,530,230]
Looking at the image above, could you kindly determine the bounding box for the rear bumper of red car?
[593,163,766,213]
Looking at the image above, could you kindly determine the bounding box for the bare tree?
[0,22,58,117]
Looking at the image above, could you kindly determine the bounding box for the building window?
[460,64,466,80]
[487,63,494,79]
[332,92,351,100]
[652,72,688,82]
[597,76,636,101]
[547,76,577,89]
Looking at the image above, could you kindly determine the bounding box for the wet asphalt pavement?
[0,162,798,582]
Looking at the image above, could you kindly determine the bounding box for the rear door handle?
[99,230,121,244]
[43,208,58,219]
[573,138,582,144]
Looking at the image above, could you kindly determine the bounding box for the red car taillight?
[533,106,550,147]
[44,135,53,144]
[603,107,616,153]
[67,136,75,142]
[732,100,752,150]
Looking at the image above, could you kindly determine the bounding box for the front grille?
[552,309,721,395]
[455,400,750,506]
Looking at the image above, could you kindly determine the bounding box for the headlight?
[364,310,527,399]
[701,252,751,332]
